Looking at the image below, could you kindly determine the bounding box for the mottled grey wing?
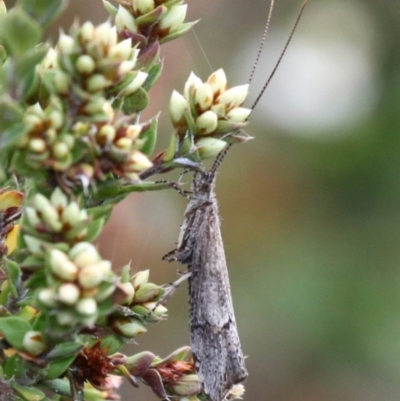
[188,200,247,401]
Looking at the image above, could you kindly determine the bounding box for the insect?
[163,1,310,400]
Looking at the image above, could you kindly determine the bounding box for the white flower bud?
[125,150,153,172]
[58,33,75,54]
[23,331,46,356]
[183,72,202,100]
[79,21,95,42]
[132,0,154,15]
[53,141,69,159]
[76,298,97,315]
[196,137,227,159]
[50,250,79,281]
[169,90,188,128]
[226,107,252,122]
[25,207,41,227]
[207,69,227,96]
[69,242,100,267]
[78,264,104,289]
[98,124,116,143]
[38,288,57,307]
[115,5,138,33]
[216,84,249,110]
[109,38,133,61]
[131,270,149,288]
[120,71,148,96]
[28,138,46,153]
[113,317,147,337]
[34,194,62,232]
[194,83,214,112]
[118,60,136,75]
[119,282,135,305]
[87,74,111,92]
[58,283,80,305]
[50,187,68,210]
[54,70,70,94]
[61,202,83,226]
[96,22,117,47]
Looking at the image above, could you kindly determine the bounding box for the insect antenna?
[207,144,232,183]
[251,0,311,111]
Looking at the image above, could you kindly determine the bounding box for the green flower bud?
[98,124,116,144]
[113,317,147,337]
[116,137,133,150]
[131,270,149,289]
[87,74,112,93]
[207,69,227,96]
[24,235,43,255]
[53,141,69,159]
[169,90,189,127]
[96,22,117,46]
[196,137,227,159]
[58,283,80,305]
[216,84,249,110]
[118,60,136,75]
[76,54,96,74]
[159,4,187,33]
[56,310,76,326]
[132,0,154,15]
[184,72,202,100]
[143,302,167,318]
[34,194,62,232]
[125,150,153,173]
[25,207,41,227]
[75,297,97,315]
[61,202,86,226]
[23,331,47,356]
[125,351,155,376]
[78,264,104,289]
[194,83,213,112]
[54,70,70,94]
[109,38,133,61]
[48,109,64,130]
[84,97,106,114]
[50,250,79,281]
[196,111,218,135]
[134,283,161,303]
[79,21,94,43]
[169,374,202,397]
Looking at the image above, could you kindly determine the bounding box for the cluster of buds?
[23,188,94,247]
[168,69,252,161]
[15,101,72,172]
[106,0,195,47]
[37,242,116,327]
[122,346,202,399]
[0,189,23,256]
[42,21,148,112]
[110,269,167,338]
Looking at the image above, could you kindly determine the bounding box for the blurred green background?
[8,0,400,399]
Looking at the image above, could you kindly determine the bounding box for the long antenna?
[251,0,310,111]
[248,0,275,86]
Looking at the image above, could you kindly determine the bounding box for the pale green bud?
[98,124,116,143]
[79,21,95,43]
[226,107,252,123]
[42,48,57,69]
[120,71,148,96]
[211,103,227,118]
[34,194,62,232]
[115,5,138,33]
[194,83,214,112]
[118,60,136,75]
[0,0,6,16]
[169,90,189,127]
[58,283,80,305]
[216,84,249,110]
[50,187,68,210]
[84,97,106,114]
[134,283,161,303]
[24,113,42,130]
[70,242,100,267]
[38,288,57,307]
[24,235,43,255]
[56,311,76,326]
[116,137,133,150]
[184,72,202,100]
[28,138,46,153]
[50,249,79,281]
[196,111,218,135]
[45,128,57,143]
[113,317,147,337]
[78,264,104,289]
[75,297,97,315]
[207,69,227,96]
[143,302,167,318]
[126,124,142,139]
[76,54,96,74]
[119,282,135,305]
[169,374,202,397]
[25,207,41,227]
[54,70,70,94]
[196,137,227,159]
[131,270,149,288]
[87,74,112,92]
[96,22,117,47]
[48,109,63,129]
[159,4,187,33]
[53,141,69,159]
[97,260,112,275]
[132,0,154,15]
[109,38,133,61]
[58,33,75,54]
[61,202,85,226]
[126,150,153,172]
[23,331,47,356]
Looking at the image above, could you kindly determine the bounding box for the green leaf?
[140,118,158,156]
[45,356,77,380]
[85,217,105,242]
[19,0,68,29]
[4,259,21,298]
[0,316,32,349]
[95,335,123,354]
[0,97,24,133]
[103,1,118,17]
[143,61,163,92]
[87,204,113,222]
[0,123,28,152]
[40,379,71,397]
[0,8,42,57]
[4,353,28,380]
[123,88,149,115]
[12,382,46,401]
[46,342,83,361]
[15,44,48,81]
